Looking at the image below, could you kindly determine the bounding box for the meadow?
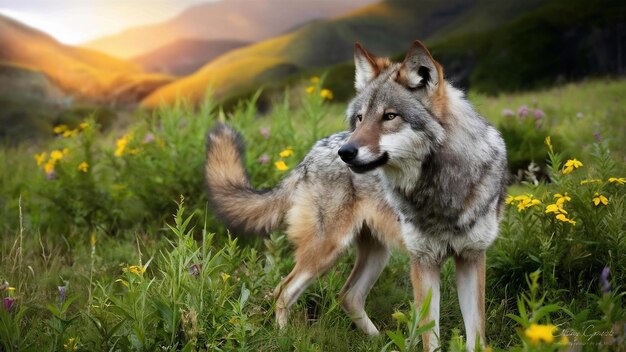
[0,78,625,351]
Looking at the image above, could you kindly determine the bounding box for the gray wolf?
[205,40,507,351]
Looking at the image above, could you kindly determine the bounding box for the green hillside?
[0,14,174,104]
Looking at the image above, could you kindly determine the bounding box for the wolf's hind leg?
[339,227,389,336]
[273,266,315,329]
[273,236,348,329]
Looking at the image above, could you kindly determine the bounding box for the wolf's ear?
[397,40,443,91]
[354,43,379,91]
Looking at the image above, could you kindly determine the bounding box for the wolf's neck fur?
[383,160,423,196]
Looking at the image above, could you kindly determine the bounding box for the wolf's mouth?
[346,152,389,173]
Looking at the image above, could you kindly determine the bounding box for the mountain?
[142,0,626,107]
[141,0,548,107]
[132,39,248,76]
[0,14,173,104]
[82,0,378,59]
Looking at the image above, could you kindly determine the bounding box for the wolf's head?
[339,41,447,173]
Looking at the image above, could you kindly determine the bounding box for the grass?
[0,78,625,351]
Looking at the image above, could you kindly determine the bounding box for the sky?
[0,0,213,44]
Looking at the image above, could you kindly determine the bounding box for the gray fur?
[344,60,507,264]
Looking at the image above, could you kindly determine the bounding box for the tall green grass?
[0,79,625,351]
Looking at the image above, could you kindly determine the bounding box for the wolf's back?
[205,124,293,235]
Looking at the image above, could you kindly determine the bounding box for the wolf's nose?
[338,143,358,162]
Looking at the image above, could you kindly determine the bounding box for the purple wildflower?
[533,109,545,119]
[501,109,514,117]
[58,286,67,304]
[259,127,270,139]
[593,132,602,142]
[3,297,15,311]
[257,154,270,164]
[189,264,201,278]
[601,267,611,294]
[142,133,155,144]
[517,105,529,118]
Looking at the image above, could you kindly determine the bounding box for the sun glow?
[0,0,213,45]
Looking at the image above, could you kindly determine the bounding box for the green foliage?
[382,290,435,352]
[497,106,553,174]
[0,79,625,350]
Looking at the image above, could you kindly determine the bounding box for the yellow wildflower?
[556,213,576,225]
[62,129,78,138]
[275,161,289,171]
[580,179,602,185]
[50,150,64,161]
[559,335,569,345]
[553,192,571,205]
[62,148,70,156]
[310,76,320,84]
[79,122,89,130]
[562,159,583,174]
[35,152,47,166]
[123,265,146,275]
[63,337,78,351]
[592,192,608,206]
[515,195,541,212]
[77,162,89,172]
[220,272,231,282]
[320,88,334,100]
[608,177,626,185]
[544,136,553,153]
[279,147,294,158]
[7,287,15,292]
[545,203,567,214]
[53,125,68,134]
[306,86,315,94]
[44,161,55,174]
[525,323,556,345]
[505,195,514,205]
[115,134,132,157]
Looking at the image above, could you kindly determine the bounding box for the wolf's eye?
[383,112,397,121]
[356,114,363,122]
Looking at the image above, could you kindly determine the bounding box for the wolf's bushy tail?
[205,124,294,235]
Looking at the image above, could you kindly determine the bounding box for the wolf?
[204,40,507,351]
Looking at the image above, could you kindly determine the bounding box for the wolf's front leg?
[455,251,486,351]
[339,229,389,336]
[410,260,441,352]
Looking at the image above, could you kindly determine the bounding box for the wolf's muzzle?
[339,143,389,173]
[338,142,358,162]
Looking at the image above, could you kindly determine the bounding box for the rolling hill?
[0,14,173,104]
[141,0,548,107]
[142,0,626,107]
[132,39,248,76]
[82,0,379,59]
